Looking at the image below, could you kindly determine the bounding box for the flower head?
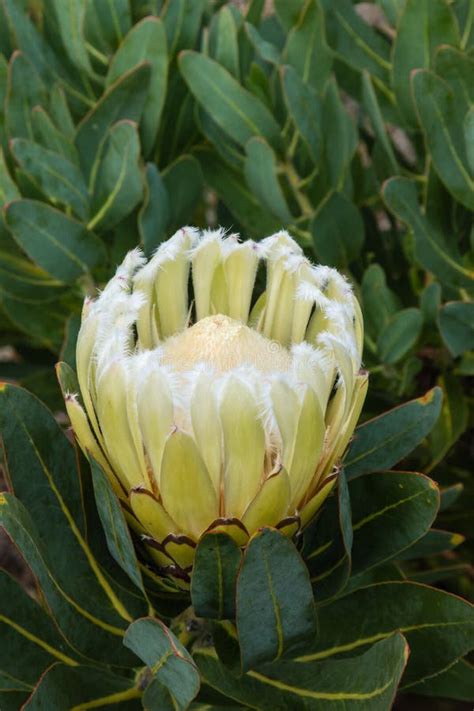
[62,229,367,585]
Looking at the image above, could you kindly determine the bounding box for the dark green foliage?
[0,1,473,708]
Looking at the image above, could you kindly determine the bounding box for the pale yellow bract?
[64,228,367,586]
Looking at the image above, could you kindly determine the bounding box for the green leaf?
[107,17,168,156]
[75,63,151,182]
[49,84,75,140]
[0,384,140,650]
[88,120,144,233]
[311,191,364,268]
[162,154,203,230]
[32,107,79,165]
[0,148,20,205]
[419,281,442,325]
[124,617,200,709]
[350,471,439,574]
[321,78,358,190]
[139,162,170,256]
[435,45,474,115]
[212,7,240,78]
[465,106,474,174]
[191,533,242,620]
[427,374,469,471]
[22,664,140,710]
[409,658,474,702]
[5,52,47,140]
[90,459,144,593]
[195,633,408,709]
[383,177,474,288]
[244,137,292,223]
[361,71,397,172]
[1,0,61,84]
[361,263,398,339]
[412,69,474,210]
[245,23,280,66]
[11,139,89,221]
[392,0,459,127]
[49,0,97,76]
[163,0,205,55]
[345,387,442,479]
[322,0,391,83]
[4,199,106,283]
[237,528,316,670]
[274,0,305,32]
[398,528,465,560]
[300,581,474,687]
[0,570,78,687]
[285,0,332,93]
[440,483,464,512]
[438,301,474,356]
[377,307,423,364]
[0,494,135,665]
[0,251,65,304]
[303,472,352,601]
[59,315,81,370]
[83,0,131,55]
[409,564,471,586]
[196,148,281,237]
[178,51,281,150]
[280,65,322,163]
[0,296,67,350]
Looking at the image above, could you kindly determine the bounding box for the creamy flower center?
[161,314,291,373]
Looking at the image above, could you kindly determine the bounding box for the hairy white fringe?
[190,227,227,258]
[295,280,332,308]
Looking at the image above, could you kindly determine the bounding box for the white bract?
[64,228,367,585]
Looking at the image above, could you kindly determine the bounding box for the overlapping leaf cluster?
[1,381,473,709]
[0,0,473,709]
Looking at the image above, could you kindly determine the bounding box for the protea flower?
[61,229,367,586]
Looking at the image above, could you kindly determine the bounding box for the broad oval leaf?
[138,162,170,256]
[90,459,144,593]
[195,633,408,710]
[412,69,474,210]
[236,527,317,670]
[0,251,65,304]
[75,62,151,182]
[162,154,203,231]
[178,51,281,150]
[244,137,292,223]
[88,120,144,233]
[0,570,79,688]
[350,471,439,574]
[124,617,200,710]
[191,532,242,620]
[285,0,332,93]
[345,387,442,479]
[382,177,474,288]
[11,139,89,221]
[0,494,135,665]
[377,307,423,364]
[4,199,105,284]
[22,664,140,710]
[107,16,168,156]
[392,0,459,127]
[298,581,474,687]
[311,191,364,268]
[302,472,352,602]
[281,65,322,164]
[438,301,474,357]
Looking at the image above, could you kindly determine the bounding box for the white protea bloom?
[60,228,367,586]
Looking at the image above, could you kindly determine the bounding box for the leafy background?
[0,0,472,708]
